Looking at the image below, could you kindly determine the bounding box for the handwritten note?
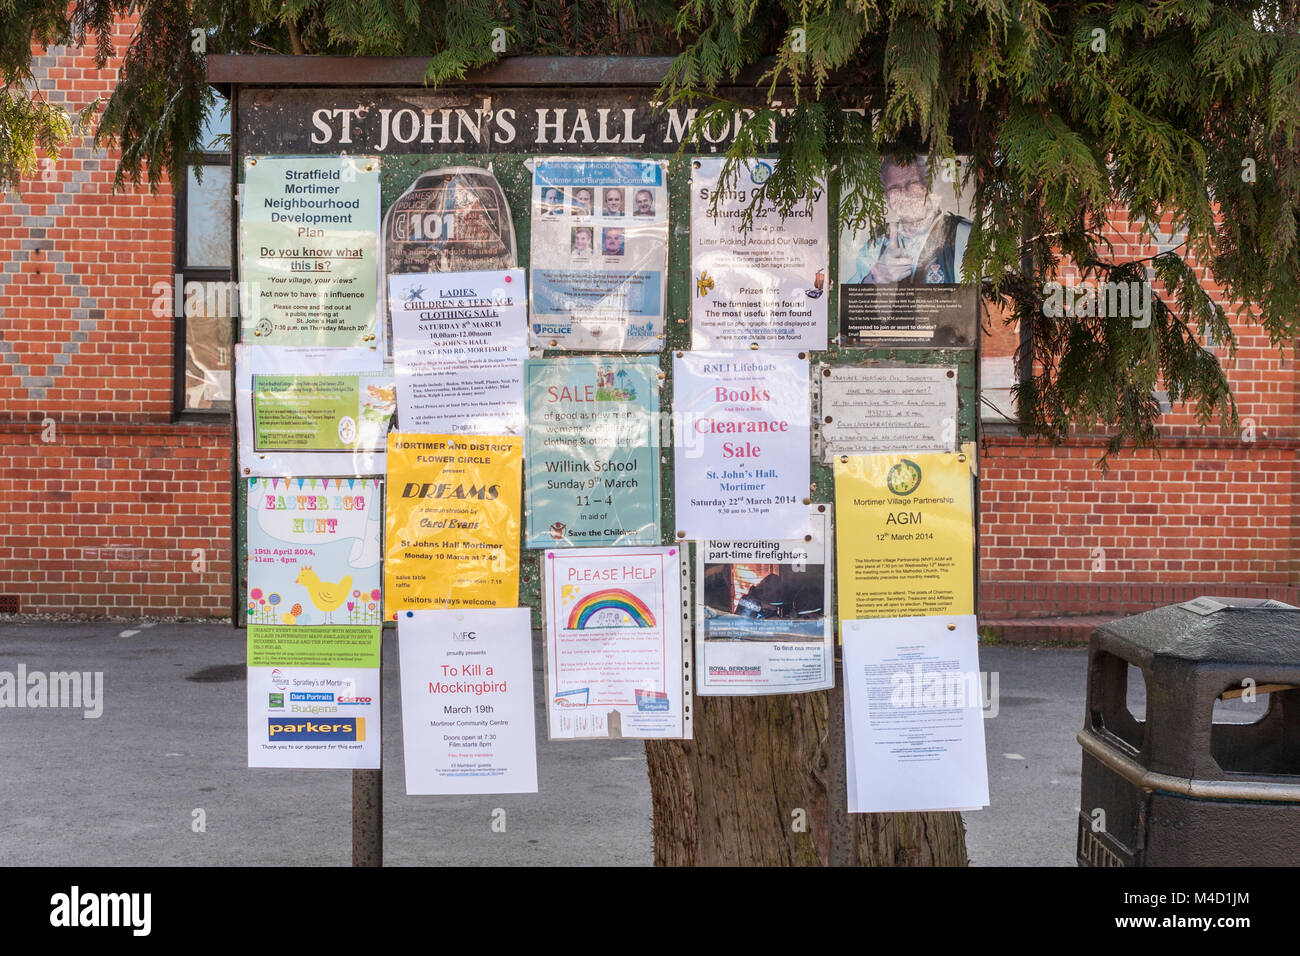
[819,366,957,462]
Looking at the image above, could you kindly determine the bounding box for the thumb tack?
[676,530,686,539]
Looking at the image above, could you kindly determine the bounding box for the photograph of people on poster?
[838,156,977,348]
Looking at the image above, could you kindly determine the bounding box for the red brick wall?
[979,213,1300,620]
[0,32,231,618]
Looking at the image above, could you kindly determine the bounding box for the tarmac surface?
[0,621,1186,867]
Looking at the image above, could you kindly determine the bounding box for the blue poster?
[524,357,661,547]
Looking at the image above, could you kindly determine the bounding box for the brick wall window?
[175,104,233,414]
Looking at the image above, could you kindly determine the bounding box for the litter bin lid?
[1097,600,1300,670]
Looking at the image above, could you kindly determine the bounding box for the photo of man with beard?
[846,157,971,286]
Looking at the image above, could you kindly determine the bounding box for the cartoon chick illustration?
[295,567,352,624]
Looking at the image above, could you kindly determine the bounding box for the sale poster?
[524,356,661,548]
[236,344,394,477]
[672,351,811,540]
[528,157,669,351]
[389,268,527,435]
[397,608,538,795]
[240,155,381,349]
[695,507,833,695]
[542,547,688,740]
[690,157,828,350]
[246,477,383,627]
[384,433,522,617]
[833,452,974,619]
[247,624,381,769]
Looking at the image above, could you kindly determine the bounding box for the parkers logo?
[267,718,366,741]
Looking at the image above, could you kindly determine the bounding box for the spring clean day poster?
[246,477,384,627]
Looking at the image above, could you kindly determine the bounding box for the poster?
[843,615,989,813]
[389,268,527,435]
[384,433,522,617]
[672,350,811,540]
[834,452,974,619]
[247,624,381,769]
[542,547,688,740]
[818,365,958,462]
[397,608,538,795]
[695,507,833,695]
[236,345,394,477]
[380,166,517,355]
[528,157,669,351]
[246,477,384,627]
[690,157,828,350]
[838,156,977,348]
[240,155,381,349]
[524,357,661,548]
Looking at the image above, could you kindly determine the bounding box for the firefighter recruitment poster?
[695,506,833,695]
[240,155,382,349]
[542,547,688,740]
[384,433,522,617]
[834,452,974,618]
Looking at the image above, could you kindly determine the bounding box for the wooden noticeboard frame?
[210,55,980,628]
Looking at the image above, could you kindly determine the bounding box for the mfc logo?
[451,630,477,642]
[267,718,366,741]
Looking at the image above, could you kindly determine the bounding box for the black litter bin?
[1077,597,1300,866]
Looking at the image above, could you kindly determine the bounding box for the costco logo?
[338,696,372,705]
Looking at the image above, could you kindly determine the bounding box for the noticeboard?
[218,59,980,632]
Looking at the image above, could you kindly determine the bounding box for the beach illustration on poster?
[247,477,383,627]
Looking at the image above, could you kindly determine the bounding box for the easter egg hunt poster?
[672,350,811,540]
[542,547,688,740]
[384,433,522,617]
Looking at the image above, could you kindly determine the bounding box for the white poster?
[695,507,833,695]
[235,344,393,477]
[389,269,527,435]
[818,365,958,462]
[542,546,689,740]
[398,608,538,795]
[528,157,669,351]
[842,615,990,813]
[690,157,828,350]
[672,351,811,540]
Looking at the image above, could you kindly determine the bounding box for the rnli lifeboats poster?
[833,452,974,620]
[690,157,829,350]
[523,356,661,548]
[246,477,383,627]
[239,155,381,350]
[384,433,522,617]
[672,351,811,541]
[398,608,538,795]
[695,506,833,695]
[542,547,689,740]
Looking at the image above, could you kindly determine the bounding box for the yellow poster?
[833,452,974,620]
[385,433,522,618]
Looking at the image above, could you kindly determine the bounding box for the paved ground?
[0,621,1121,866]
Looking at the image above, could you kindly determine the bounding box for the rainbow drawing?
[566,588,656,629]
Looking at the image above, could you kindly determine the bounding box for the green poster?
[252,370,394,452]
[524,357,661,547]
[247,625,382,668]
[240,155,381,349]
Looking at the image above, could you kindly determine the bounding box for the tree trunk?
[645,673,968,866]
